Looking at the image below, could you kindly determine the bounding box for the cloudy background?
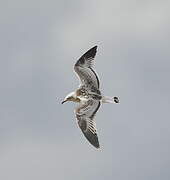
[0,0,170,179]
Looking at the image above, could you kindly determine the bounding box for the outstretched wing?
[74,46,100,89]
[75,99,101,148]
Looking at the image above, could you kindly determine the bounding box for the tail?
[102,96,119,104]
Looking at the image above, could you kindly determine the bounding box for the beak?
[61,100,67,104]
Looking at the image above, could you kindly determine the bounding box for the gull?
[62,46,119,149]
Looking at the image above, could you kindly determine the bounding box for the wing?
[74,46,100,89]
[75,99,101,148]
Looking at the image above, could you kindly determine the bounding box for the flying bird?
[62,46,119,148]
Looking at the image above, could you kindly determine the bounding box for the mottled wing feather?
[75,100,101,148]
[74,46,100,89]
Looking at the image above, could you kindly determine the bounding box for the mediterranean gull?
[62,46,119,148]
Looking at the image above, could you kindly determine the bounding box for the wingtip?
[95,144,100,149]
[91,139,100,149]
[88,45,98,56]
[77,46,98,64]
[90,142,100,149]
[92,45,98,50]
[80,128,100,149]
[87,45,98,54]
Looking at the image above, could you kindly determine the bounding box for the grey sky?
[0,0,170,179]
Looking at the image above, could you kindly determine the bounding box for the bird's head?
[62,91,79,104]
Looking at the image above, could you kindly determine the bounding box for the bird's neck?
[71,96,80,103]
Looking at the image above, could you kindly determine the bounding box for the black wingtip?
[81,46,98,59]
[83,130,100,149]
[90,45,98,54]
[92,45,97,50]
[95,143,100,149]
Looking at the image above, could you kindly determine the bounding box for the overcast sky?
[0,0,170,180]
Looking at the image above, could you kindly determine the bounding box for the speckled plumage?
[62,46,119,149]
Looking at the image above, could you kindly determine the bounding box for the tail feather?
[102,96,119,104]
